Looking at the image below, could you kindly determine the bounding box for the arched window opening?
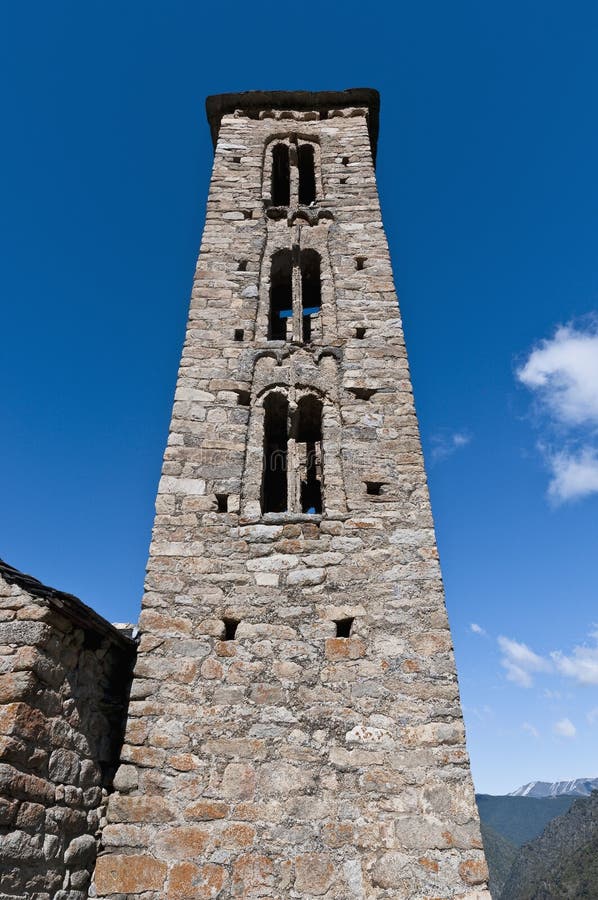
[269,250,293,340]
[294,395,323,514]
[300,250,321,343]
[298,144,316,206]
[271,144,290,206]
[262,393,288,513]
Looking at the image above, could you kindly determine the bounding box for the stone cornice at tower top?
[205,87,380,161]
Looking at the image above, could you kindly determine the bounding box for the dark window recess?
[355,327,366,339]
[342,156,350,166]
[222,618,239,640]
[300,249,321,343]
[232,156,241,163]
[215,494,229,513]
[365,481,384,496]
[238,260,248,271]
[335,617,354,638]
[271,143,290,206]
[83,629,103,651]
[262,393,289,513]
[355,256,366,271]
[293,395,323,514]
[242,209,252,220]
[298,144,316,205]
[320,109,329,120]
[234,329,244,342]
[340,177,347,185]
[236,390,250,407]
[348,387,377,401]
[269,250,293,340]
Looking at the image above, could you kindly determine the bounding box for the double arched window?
[268,249,322,343]
[261,393,323,515]
[269,139,318,208]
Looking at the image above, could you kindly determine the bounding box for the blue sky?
[1,1,597,794]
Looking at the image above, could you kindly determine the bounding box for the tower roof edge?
[205,88,380,161]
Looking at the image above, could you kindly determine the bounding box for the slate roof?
[0,558,136,648]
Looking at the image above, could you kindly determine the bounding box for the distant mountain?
[509,778,598,799]
[501,791,598,900]
[476,793,576,848]
[479,821,518,899]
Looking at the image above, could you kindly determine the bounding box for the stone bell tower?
[92,89,489,899]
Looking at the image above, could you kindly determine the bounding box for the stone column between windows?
[291,240,303,343]
[289,139,299,209]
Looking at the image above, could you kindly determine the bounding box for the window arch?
[260,390,324,515]
[298,144,316,205]
[300,249,321,343]
[271,143,290,206]
[269,250,293,340]
[293,395,323,513]
[267,137,319,208]
[261,392,289,513]
[265,248,322,343]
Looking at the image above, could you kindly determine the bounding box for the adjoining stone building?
[90,88,489,898]
[0,559,136,898]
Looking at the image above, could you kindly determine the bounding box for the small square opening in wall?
[342,156,350,166]
[355,256,367,271]
[234,329,244,342]
[348,386,377,401]
[340,177,347,185]
[335,617,354,638]
[355,327,366,339]
[242,209,252,219]
[365,481,384,496]
[215,493,229,512]
[232,156,241,163]
[238,260,248,271]
[236,390,251,407]
[222,618,239,640]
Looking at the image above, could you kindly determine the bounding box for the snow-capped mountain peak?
[509,778,598,798]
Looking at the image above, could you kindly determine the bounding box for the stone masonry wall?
[93,90,489,899]
[0,562,135,899]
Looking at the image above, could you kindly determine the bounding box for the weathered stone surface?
[94,853,167,893]
[64,834,96,865]
[167,861,227,899]
[107,794,176,823]
[459,858,490,886]
[294,852,335,895]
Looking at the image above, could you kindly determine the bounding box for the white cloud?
[586,707,598,725]
[498,636,551,688]
[470,623,486,636]
[464,704,494,722]
[554,717,577,738]
[517,320,598,503]
[546,447,598,503]
[517,323,598,426]
[551,639,598,685]
[522,722,540,738]
[498,629,598,692]
[431,430,472,463]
